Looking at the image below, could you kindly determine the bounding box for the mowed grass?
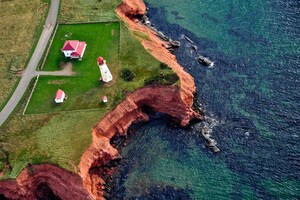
[27,22,120,113]
[42,23,120,71]
[0,0,48,108]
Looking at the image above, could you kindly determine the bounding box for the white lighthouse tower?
[97,57,113,83]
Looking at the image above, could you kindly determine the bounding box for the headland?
[0,0,201,199]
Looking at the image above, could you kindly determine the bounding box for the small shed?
[102,96,108,103]
[55,89,66,104]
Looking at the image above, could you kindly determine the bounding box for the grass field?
[0,109,102,178]
[0,0,177,178]
[27,22,121,113]
[0,0,49,108]
[59,0,121,23]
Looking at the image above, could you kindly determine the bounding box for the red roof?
[62,40,79,51]
[97,57,104,65]
[55,89,64,99]
[70,42,86,57]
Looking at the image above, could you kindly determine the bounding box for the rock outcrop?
[0,164,89,199]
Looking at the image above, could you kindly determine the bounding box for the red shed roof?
[62,40,79,51]
[97,57,104,65]
[55,89,64,99]
[70,42,86,57]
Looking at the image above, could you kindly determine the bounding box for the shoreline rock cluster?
[139,15,181,51]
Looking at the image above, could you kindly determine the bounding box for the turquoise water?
[109,0,300,199]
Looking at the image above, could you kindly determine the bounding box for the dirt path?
[37,63,75,76]
[0,0,60,127]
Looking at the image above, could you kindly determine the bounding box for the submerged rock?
[200,127,220,153]
[198,55,214,67]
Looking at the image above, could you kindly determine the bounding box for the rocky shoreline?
[0,0,201,199]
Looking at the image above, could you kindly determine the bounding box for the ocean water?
[109,0,300,199]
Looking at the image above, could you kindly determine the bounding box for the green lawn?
[27,22,120,113]
[42,23,120,71]
[27,22,176,114]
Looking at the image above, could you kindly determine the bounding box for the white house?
[54,89,66,103]
[61,40,87,59]
[97,57,113,83]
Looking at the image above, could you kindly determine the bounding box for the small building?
[102,96,108,103]
[61,40,87,59]
[55,89,66,104]
[97,57,113,83]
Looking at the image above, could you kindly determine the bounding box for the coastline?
[0,0,200,199]
[79,0,201,199]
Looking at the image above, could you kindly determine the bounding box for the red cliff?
[0,164,89,199]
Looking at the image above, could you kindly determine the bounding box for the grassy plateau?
[0,0,177,178]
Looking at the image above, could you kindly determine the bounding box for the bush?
[144,73,179,86]
[159,63,169,69]
[121,68,136,81]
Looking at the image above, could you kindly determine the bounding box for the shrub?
[159,63,169,69]
[144,73,179,86]
[121,68,136,81]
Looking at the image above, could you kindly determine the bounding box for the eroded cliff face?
[79,86,200,199]
[0,1,200,199]
[78,0,201,199]
[0,164,89,199]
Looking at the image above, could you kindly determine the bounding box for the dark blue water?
[110,0,300,199]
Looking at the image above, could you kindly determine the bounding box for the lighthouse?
[97,57,113,83]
